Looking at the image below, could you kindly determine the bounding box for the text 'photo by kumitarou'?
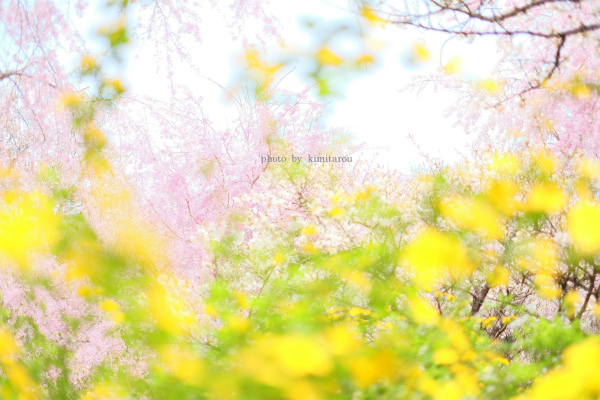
[3,0,600,400]
[260,154,354,164]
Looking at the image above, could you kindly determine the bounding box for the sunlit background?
[71,0,500,171]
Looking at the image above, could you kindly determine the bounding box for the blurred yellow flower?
[534,151,560,175]
[272,252,285,266]
[567,201,600,255]
[324,324,360,355]
[80,54,98,72]
[487,265,510,287]
[530,239,558,275]
[59,91,84,109]
[0,328,18,357]
[159,345,205,387]
[525,183,565,214]
[101,300,125,324]
[402,228,475,288]
[409,296,440,325]
[301,225,317,236]
[443,56,463,75]
[482,316,497,328]
[272,335,333,377]
[440,196,504,240]
[0,190,60,268]
[356,53,375,65]
[478,78,502,95]
[149,282,196,335]
[410,43,432,63]
[433,348,459,365]
[489,154,519,175]
[358,7,387,27]
[577,157,600,179]
[520,338,600,399]
[563,291,580,319]
[535,274,561,299]
[316,47,343,66]
[329,207,345,218]
[347,350,396,387]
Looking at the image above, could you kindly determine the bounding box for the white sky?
[77,0,501,172]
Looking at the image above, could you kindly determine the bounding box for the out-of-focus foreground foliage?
[3,0,600,400]
[6,132,600,400]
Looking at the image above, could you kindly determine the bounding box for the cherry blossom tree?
[361,0,600,154]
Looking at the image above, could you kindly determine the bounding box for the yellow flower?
[563,291,580,319]
[435,380,464,400]
[443,56,463,75]
[324,324,360,355]
[356,53,375,65]
[530,238,558,275]
[482,316,497,328]
[347,350,397,387]
[77,286,94,298]
[344,272,372,293]
[348,306,371,316]
[441,320,471,353]
[159,345,205,387]
[80,54,98,72]
[402,228,475,288]
[525,183,566,214]
[316,47,343,66]
[534,151,560,175]
[204,304,218,316]
[243,46,282,97]
[82,384,128,400]
[358,7,387,27]
[478,78,502,95]
[60,91,84,109]
[433,348,459,365]
[105,78,125,95]
[4,362,39,399]
[272,335,333,377]
[522,339,600,399]
[570,80,592,99]
[228,315,249,333]
[284,380,322,400]
[354,189,372,202]
[489,154,519,175]
[234,291,250,309]
[272,252,285,266]
[567,201,600,255]
[0,190,60,268]
[148,282,196,335]
[410,43,432,63]
[440,196,504,240]
[100,300,120,313]
[487,265,510,287]
[0,328,18,357]
[302,242,318,254]
[450,364,480,396]
[301,225,317,236]
[409,295,440,325]
[486,180,520,216]
[535,274,560,299]
[100,300,125,324]
[375,320,393,330]
[577,157,600,179]
[328,207,345,218]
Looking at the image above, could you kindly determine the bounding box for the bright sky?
[77,0,501,172]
